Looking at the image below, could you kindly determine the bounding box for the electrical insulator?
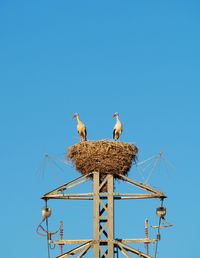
[42,207,51,218]
[156,205,166,218]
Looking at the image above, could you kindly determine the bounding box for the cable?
[154,217,161,258]
[45,200,50,258]
[46,218,50,258]
[155,199,164,258]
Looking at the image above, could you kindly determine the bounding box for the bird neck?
[76,115,80,123]
[116,115,119,122]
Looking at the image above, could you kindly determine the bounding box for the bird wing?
[77,123,87,140]
[113,129,116,139]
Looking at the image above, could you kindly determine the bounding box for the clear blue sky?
[1,1,200,257]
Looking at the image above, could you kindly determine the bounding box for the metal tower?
[41,170,166,257]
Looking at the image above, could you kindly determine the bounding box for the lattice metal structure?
[41,171,166,257]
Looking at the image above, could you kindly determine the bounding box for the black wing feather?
[113,129,116,139]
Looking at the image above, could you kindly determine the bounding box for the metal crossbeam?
[56,241,93,258]
[52,239,92,245]
[117,238,157,243]
[42,172,166,201]
[52,237,157,245]
[42,192,162,200]
[114,193,163,199]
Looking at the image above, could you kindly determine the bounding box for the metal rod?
[65,178,90,190]
[77,244,92,258]
[52,239,92,245]
[115,241,154,258]
[117,243,131,257]
[43,173,92,197]
[118,174,165,195]
[60,221,63,255]
[52,238,157,245]
[145,219,149,255]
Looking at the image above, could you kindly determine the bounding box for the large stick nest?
[67,140,138,177]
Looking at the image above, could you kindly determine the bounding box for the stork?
[72,113,87,141]
[113,112,123,141]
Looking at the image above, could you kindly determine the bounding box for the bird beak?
[71,114,76,119]
[112,114,116,118]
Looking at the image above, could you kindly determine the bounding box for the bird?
[72,113,87,141]
[113,112,123,141]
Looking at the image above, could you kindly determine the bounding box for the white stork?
[72,113,87,141]
[113,112,123,141]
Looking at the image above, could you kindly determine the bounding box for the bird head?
[112,112,119,118]
[72,113,78,119]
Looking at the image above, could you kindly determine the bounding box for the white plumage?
[72,113,87,141]
[113,112,123,141]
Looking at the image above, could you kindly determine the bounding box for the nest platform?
[67,140,138,177]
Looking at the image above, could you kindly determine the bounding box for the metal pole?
[93,172,100,257]
[107,174,114,258]
[93,172,114,258]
